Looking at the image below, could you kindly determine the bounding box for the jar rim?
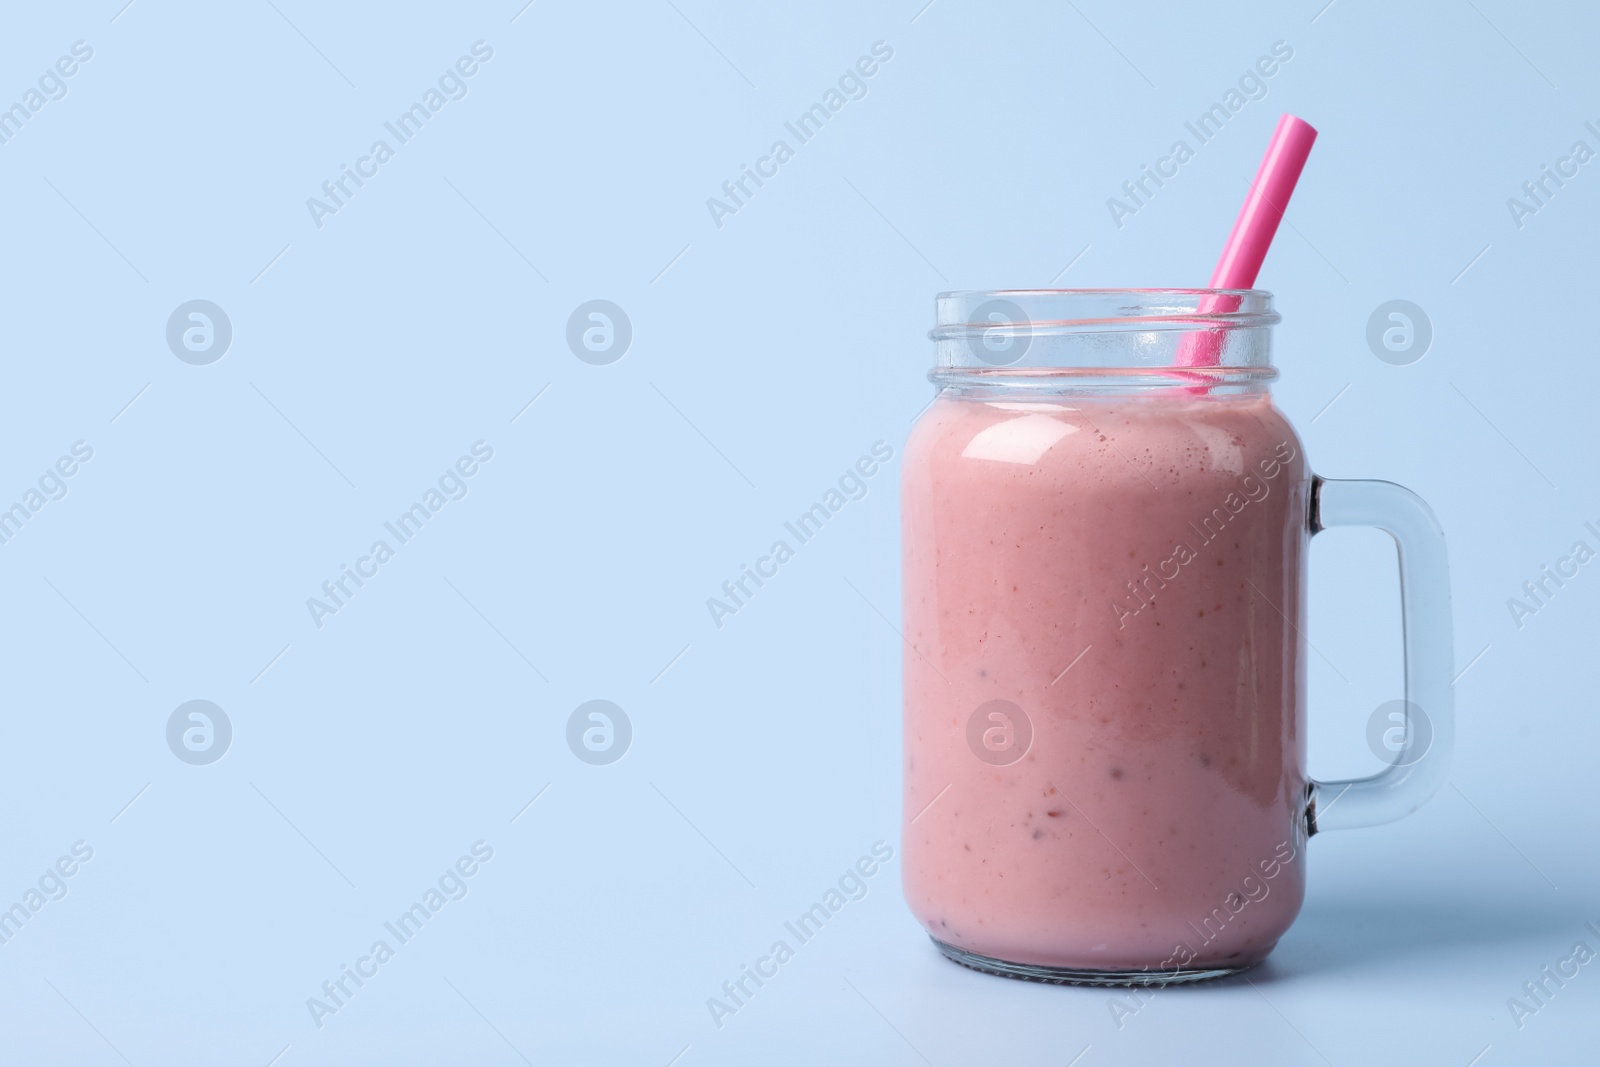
[929,289,1279,392]
[932,289,1279,338]
[937,287,1268,296]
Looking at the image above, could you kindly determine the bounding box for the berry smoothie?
[901,391,1312,977]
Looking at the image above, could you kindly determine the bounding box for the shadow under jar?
[899,290,1453,985]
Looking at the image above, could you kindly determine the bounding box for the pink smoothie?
[901,392,1312,976]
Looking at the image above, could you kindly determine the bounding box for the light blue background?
[0,0,1593,1063]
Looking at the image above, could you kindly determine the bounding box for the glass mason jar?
[900,290,1454,984]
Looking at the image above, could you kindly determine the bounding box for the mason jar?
[900,290,1454,984]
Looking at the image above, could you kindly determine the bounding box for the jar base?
[930,936,1254,987]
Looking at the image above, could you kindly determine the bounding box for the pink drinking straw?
[1175,114,1318,368]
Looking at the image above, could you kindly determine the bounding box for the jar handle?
[1306,476,1455,833]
